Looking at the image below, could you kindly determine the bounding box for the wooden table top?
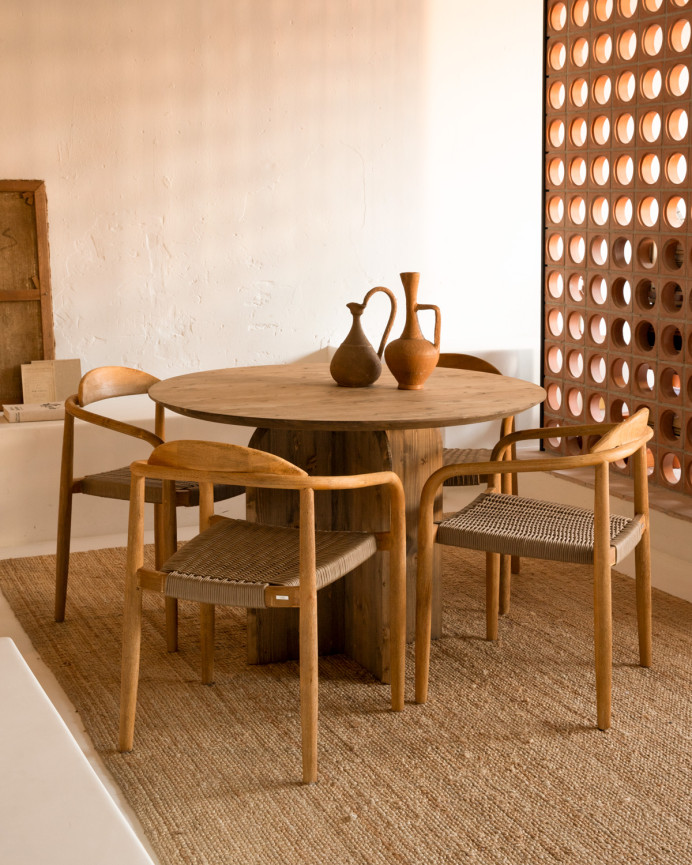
[149,363,546,432]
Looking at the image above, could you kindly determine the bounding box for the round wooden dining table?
[149,363,546,682]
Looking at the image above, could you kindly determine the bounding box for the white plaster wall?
[1,0,542,383]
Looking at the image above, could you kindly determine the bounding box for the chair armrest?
[66,396,162,449]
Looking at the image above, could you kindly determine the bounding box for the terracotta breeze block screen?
[544,0,692,495]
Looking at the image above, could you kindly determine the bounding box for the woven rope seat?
[79,467,243,505]
[161,517,378,608]
[442,447,492,487]
[437,492,643,565]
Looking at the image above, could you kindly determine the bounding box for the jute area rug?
[0,546,690,865]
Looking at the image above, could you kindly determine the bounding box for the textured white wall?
[1,0,543,384]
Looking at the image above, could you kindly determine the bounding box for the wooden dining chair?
[118,439,406,784]
[437,352,520,608]
[415,408,653,730]
[55,366,244,649]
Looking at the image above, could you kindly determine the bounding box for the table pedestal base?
[245,427,442,682]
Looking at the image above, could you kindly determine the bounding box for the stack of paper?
[20,359,82,403]
[3,402,65,423]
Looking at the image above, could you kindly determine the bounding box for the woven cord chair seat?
[161,517,378,608]
[437,492,643,565]
[79,467,243,505]
[442,447,492,487]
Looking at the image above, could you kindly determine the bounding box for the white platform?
[0,637,155,865]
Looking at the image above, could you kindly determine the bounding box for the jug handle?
[416,304,441,350]
[362,286,398,359]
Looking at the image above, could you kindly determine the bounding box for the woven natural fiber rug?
[1,546,690,865]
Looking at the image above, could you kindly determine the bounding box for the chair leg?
[635,535,652,668]
[499,554,511,616]
[200,603,215,685]
[415,524,436,704]
[486,552,500,640]
[119,576,143,752]
[299,599,319,784]
[54,488,73,622]
[593,561,612,731]
[155,499,179,653]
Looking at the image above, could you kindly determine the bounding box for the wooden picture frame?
[0,180,55,407]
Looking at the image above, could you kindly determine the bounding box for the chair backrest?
[77,366,160,407]
[147,440,307,479]
[589,408,652,460]
[437,353,502,376]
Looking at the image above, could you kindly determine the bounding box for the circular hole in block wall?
[568,273,585,302]
[667,65,690,98]
[646,448,655,476]
[590,275,608,304]
[616,70,635,102]
[591,236,608,265]
[672,0,690,8]
[547,196,565,223]
[548,158,565,185]
[639,197,659,228]
[569,234,586,263]
[641,68,663,100]
[612,358,630,388]
[642,24,663,56]
[665,196,687,229]
[635,321,656,352]
[610,399,630,422]
[570,157,587,185]
[547,271,564,299]
[548,308,564,337]
[643,0,662,9]
[567,349,584,378]
[592,157,610,186]
[640,153,660,185]
[549,42,567,71]
[595,0,614,20]
[570,117,587,147]
[592,115,611,145]
[640,111,661,143]
[619,0,638,18]
[568,311,585,340]
[573,0,590,25]
[615,113,635,144]
[667,108,689,141]
[569,196,586,224]
[660,367,682,399]
[670,18,692,52]
[661,325,683,357]
[662,282,683,313]
[565,436,583,455]
[612,317,632,348]
[612,277,632,307]
[666,154,687,185]
[571,78,589,107]
[635,363,656,393]
[636,238,656,269]
[548,233,565,261]
[590,314,608,344]
[635,278,656,311]
[594,75,613,105]
[614,196,633,226]
[613,237,633,266]
[550,2,567,29]
[547,345,564,374]
[661,453,682,485]
[618,29,637,60]
[615,153,634,184]
[567,388,584,417]
[546,420,562,450]
[548,119,565,148]
[572,37,590,67]
[549,81,566,109]
[660,410,682,443]
[590,354,607,384]
[589,394,607,422]
[662,239,684,270]
[595,33,613,63]
[592,197,610,226]
[547,382,563,410]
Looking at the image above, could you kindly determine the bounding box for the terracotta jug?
[330,286,397,387]
[384,272,441,390]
